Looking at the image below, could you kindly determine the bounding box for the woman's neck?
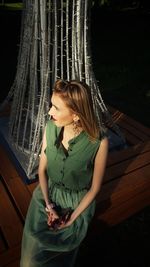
[62,124,82,149]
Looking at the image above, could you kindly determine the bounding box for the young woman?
[20,80,108,267]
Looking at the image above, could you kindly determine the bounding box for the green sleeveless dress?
[20,120,101,267]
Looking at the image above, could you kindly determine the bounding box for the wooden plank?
[2,175,32,221]
[97,164,150,204]
[99,178,150,215]
[27,181,39,195]
[115,119,149,141]
[108,105,150,137]
[107,107,149,144]
[104,150,150,183]
[0,145,32,220]
[0,181,23,247]
[0,145,19,179]
[0,245,20,267]
[123,115,150,137]
[97,189,150,227]
[107,141,150,166]
[116,126,141,145]
[106,110,142,144]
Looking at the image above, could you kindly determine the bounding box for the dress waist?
[50,181,89,193]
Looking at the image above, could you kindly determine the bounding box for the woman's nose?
[48,106,53,116]
[48,108,51,116]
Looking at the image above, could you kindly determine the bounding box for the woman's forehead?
[51,93,67,108]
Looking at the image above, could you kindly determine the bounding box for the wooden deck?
[0,105,150,266]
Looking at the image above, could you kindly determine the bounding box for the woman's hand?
[45,204,59,227]
[46,204,74,230]
[57,215,74,229]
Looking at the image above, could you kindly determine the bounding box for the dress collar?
[54,127,85,148]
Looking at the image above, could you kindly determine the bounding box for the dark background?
[0,2,150,266]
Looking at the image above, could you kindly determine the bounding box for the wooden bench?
[89,105,150,235]
[91,141,150,234]
[108,105,150,144]
[0,106,150,266]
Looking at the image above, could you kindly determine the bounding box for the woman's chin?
[52,120,61,127]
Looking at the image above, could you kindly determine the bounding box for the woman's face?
[49,93,75,127]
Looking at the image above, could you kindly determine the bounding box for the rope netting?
[1,0,125,179]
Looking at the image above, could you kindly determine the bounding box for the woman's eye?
[53,105,59,111]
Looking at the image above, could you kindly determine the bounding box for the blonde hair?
[53,79,100,140]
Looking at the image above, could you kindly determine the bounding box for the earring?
[73,120,81,137]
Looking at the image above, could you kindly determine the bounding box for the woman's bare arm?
[62,137,109,227]
[38,128,50,206]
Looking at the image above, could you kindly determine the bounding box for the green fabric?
[20,120,101,267]
[45,120,100,191]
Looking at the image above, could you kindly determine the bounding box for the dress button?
[60,170,63,174]
[63,158,65,161]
